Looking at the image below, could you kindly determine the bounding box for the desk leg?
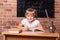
[3,35,5,40]
[56,37,59,40]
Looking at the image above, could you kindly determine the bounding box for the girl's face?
[26,13,35,22]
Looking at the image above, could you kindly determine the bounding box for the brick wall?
[0,0,60,32]
[0,0,60,40]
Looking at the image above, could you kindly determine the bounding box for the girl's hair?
[25,8,37,18]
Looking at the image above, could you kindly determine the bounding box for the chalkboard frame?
[17,0,54,18]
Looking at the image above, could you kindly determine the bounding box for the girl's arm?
[17,23,23,29]
[17,23,29,30]
[37,23,44,30]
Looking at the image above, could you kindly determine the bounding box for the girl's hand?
[22,27,29,31]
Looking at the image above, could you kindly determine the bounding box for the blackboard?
[17,0,54,18]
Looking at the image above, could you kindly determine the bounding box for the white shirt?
[21,18,40,28]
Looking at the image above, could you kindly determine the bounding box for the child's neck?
[29,21,32,23]
[29,20,34,23]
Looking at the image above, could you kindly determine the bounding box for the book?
[8,28,22,33]
[23,28,44,32]
[34,29,44,32]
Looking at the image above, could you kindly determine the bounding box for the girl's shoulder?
[33,19,40,24]
[34,19,40,22]
[21,18,28,24]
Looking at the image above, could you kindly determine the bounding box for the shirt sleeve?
[32,20,40,27]
[21,19,26,25]
[36,20,40,24]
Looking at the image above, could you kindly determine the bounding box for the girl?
[18,8,44,31]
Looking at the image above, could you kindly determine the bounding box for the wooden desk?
[2,31,59,40]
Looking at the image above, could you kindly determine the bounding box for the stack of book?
[8,28,22,33]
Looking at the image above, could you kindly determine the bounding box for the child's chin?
[29,20,33,22]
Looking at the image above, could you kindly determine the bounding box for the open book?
[23,28,44,32]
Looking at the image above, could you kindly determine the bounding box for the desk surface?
[2,30,59,38]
